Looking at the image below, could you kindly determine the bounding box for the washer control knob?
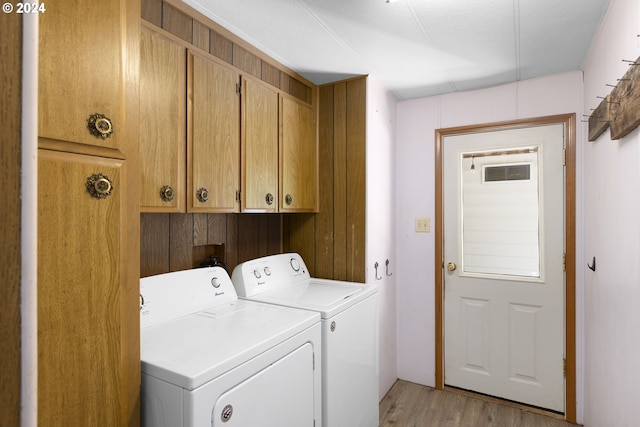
[211,276,221,288]
[264,266,271,276]
[253,269,262,279]
[290,257,301,272]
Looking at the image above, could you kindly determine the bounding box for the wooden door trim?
[434,114,577,423]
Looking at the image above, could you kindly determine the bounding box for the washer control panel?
[140,266,237,329]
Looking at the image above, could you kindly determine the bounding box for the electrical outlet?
[415,217,430,232]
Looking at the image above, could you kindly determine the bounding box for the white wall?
[365,75,399,400]
[582,0,640,425]
[395,72,585,416]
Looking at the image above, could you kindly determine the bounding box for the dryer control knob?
[253,269,262,279]
[290,257,301,272]
[264,266,272,276]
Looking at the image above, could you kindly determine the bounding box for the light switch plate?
[415,217,430,232]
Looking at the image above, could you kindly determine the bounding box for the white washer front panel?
[322,294,379,427]
[212,343,314,426]
[141,300,319,389]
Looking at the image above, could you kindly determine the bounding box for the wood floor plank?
[380,380,579,427]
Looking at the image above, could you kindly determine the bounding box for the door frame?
[434,114,576,423]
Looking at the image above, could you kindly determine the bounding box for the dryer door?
[212,343,315,426]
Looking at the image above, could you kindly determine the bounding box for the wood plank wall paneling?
[0,11,22,426]
[315,86,336,278]
[140,0,313,105]
[284,77,367,283]
[162,3,193,44]
[140,213,283,277]
[345,79,367,282]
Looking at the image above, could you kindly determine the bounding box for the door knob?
[447,262,457,272]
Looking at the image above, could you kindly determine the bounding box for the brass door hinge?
[562,148,566,166]
[236,82,241,95]
[563,253,566,271]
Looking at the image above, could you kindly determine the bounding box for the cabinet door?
[188,52,241,212]
[37,150,138,427]
[140,30,186,212]
[241,76,279,212]
[280,95,318,212]
[38,0,134,153]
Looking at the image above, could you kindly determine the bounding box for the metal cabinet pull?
[265,192,274,205]
[285,194,292,205]
[160,185,175,202]
[196,187,209,203]
[86,173,113,199]
[87,113,114,139]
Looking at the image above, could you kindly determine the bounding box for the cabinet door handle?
[86,173,113,199]
[196,187,209,203]
[285,194,292,205]
[265,193,274,205]
[160,185,175,202]
[87,113,114,139]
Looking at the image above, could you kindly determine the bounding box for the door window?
[460,146,542,280]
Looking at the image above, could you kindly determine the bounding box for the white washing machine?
[140,266,322,427]
[232,253,379,427]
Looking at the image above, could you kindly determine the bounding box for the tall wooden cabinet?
[38,1,141,426]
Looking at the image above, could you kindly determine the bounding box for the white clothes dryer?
[232,253,379,427]
[140,266,322,427]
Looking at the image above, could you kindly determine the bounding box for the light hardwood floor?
[379,380,579,427]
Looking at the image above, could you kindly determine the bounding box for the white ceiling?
[182,0,610,101]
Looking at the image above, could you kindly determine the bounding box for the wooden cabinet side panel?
[1,12,22,426]
[241,77,279,211]
[39,1,125,150]
[189,53,241,212]
[140,30,186,211]
[280,96,318,212]
[38,151,126,426]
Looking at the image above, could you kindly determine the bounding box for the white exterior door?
[443,124,565,412]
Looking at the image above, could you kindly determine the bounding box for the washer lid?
[140,299,319,390]
[244,279,377,319]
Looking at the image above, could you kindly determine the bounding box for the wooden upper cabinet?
[241,76,279,212]
[280,95,318,212]
[140,29,186,212]
[188,51,241,212]
[39,1,129,153]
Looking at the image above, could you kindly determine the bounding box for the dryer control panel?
[232,253,310,297]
